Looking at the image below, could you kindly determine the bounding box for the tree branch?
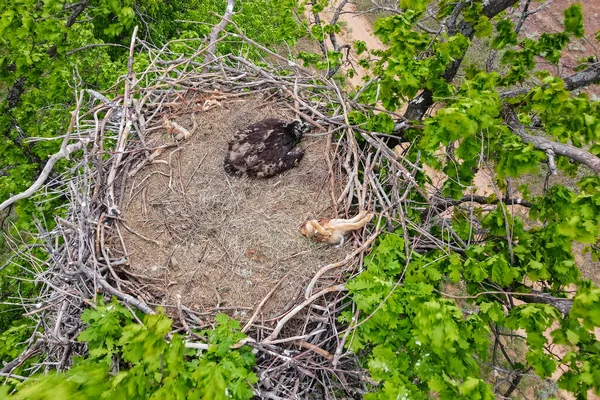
[564,62,600,91]
[47,0,91,58]
[329,0,349,51]
[205,0,236,67]
[430,194,533,214]
[503,104,600,174]
[402,0,520,122]
[0,91,85,212]
[516,291,573,315]
[500,62,600,98]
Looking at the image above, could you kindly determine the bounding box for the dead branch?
[264,284,346,343]
[204,0,236,68]
[0,91,84,212]
[105,25,138,212]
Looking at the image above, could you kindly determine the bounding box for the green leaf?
[564,4,584,38]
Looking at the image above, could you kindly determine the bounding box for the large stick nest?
[3,29,438,398]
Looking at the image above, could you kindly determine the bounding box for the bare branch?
[430,194,533,214]
[205,0,236,67]
[0,92,85,212]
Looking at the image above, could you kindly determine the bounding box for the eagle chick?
[224,118,309,178]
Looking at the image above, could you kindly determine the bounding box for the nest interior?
[120,95,344,320]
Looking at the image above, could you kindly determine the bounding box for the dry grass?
[120,96,345,321]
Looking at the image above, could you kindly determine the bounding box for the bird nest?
[3,29,427,397]
[120,96,344,319]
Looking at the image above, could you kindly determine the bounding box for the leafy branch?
[503,104,600,174]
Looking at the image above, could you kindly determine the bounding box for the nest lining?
[120,95,345,319]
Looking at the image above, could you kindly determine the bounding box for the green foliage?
[5,298,257,400]
[563,4,584,38]
[0,321,34,368]
[362,9,470,110]
[343,234,494,398]
[491,18,518,49]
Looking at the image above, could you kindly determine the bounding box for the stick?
[242,280,284,333]
[106,26,138,211]
[264,284,346,343]
[305,233,377,299]
[0,91,84,212]
[204,0,236,69]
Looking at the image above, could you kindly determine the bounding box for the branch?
[440,289,573,315]
[516,291,573,315]
[328,0,349,52]
[0,340,43,374]
[79,264,156,315]
[514,0,532,33]
[205,0,236,67]
[311,4,328,56]
[264,284,346,343]
[402,0,520,122]
[500,62,600,98]
[564,62,600,91]
[6,77,25,110]
[430,194,533,214]
[0,92,84,212]
[503,104,600,174]
[105,26,138,211]
[47,0,91,57]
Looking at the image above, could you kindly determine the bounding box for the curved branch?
[503,105,600,174]
[0,142,84,213]
[0,91,85,212]
[264,284,346,343]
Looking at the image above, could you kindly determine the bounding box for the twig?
[264,284,347,343]
[0,91,84,212]
[242,280,284,333]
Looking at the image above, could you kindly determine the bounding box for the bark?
[516,291,573,315]
[204,0,236,68]
[47,0,91,58]
[6,77,26,110]
[503,105,600,174]
[564,62,600,90]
